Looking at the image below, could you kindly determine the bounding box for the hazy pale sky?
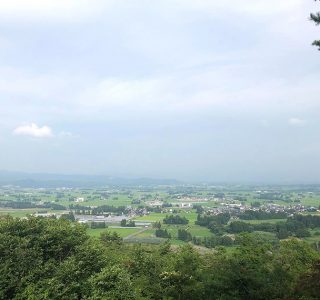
[0,0,320,182]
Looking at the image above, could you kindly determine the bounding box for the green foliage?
[193,235,234,248]
[163,214,189,225]
[178,228,192,241]
[229,221,254,233]
[88,266,136,300]
[0,216,319,299]
[91,221,107,229]
[0,216,90,299]
[228,216,315,240]
[155,228,171,238]
[310,12,320,25]
[152,221,161,229]
[50,203,67,210]
[160,245,204,300]
[293,214,320,228]
[204,235,319,300]
[240,210,287,220]
[311,1,320,49]
[60,212,75,222]
[313,39,320,49]
[196,213,230,227]
[25,241,107,299]
[120,219,135,227]
[295,260,320,299]
[100,231,123,245]
[193,205,204,214]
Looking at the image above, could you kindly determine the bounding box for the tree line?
[0,216,319,299]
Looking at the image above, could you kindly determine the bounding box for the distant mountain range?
[0,171,180,188]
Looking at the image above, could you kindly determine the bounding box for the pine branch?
[312,40,320,50]
[311,1,320,50]
[310,12,320,25]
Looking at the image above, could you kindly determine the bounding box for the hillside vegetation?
[0,216,319,300]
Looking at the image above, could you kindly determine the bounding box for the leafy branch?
[311,0,320,49]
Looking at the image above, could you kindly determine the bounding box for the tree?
[228,221,253,233]
[90,221,106,229]
[203,235,319,300]
[121,219,135,227]
[163,215,189,225]
[100,231,123,245]
[88,266,136,300]
[311,0,320,49]
[160,245,204,300]
[127,220,136,227]
[295,260,320,299]
[60,212,75,222]
[277,228,289,240]
[177,229,192,241]
[155,228,171,238]
[295,228,311,238]
[1,213,319,300]
[152,221,161,229]
[0,216,93,299]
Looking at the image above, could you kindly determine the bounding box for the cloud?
[0,0,113,22]
[58,131,78,138]
[174,0,303,16]
[0,0,306,26]
[75,66,320,121]
[1,0,319,125]
[288,118,306,126]
[13,123,53,138]
[0,68,68,98]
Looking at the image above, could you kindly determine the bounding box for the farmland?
[0,184,319,248]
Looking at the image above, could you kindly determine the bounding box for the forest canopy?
[0,216,319,300]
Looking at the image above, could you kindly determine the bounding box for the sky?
[0,0,320,183]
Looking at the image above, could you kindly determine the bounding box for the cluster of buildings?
[205,202,320,217]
